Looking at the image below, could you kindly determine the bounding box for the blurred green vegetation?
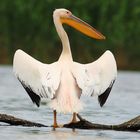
[0,0,140,70]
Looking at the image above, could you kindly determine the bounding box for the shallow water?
[0,66,140,140]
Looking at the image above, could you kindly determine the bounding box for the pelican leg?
[71,112,77,123]
[68,112,77,131]
[53,110,58,128]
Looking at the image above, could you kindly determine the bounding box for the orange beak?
[60,15,105,40]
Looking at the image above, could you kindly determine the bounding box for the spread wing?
[13,49,61,107]
[72,50,117,107]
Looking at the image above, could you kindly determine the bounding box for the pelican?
[13,8,117,128]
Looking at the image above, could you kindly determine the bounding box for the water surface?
[0,66,140,140]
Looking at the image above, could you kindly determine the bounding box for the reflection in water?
[50,129,110,140]
[0,66,140,140]
[51,129,77,140]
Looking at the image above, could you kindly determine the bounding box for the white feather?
[13,49,61,99]
[72,50,117,96]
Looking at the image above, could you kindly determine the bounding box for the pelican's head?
[53,8,105,40]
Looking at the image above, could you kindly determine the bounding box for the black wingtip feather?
[98,80,115,107]
[18,78,41,107]
[24,86,41,107]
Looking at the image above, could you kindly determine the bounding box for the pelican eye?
[66,11,69,14]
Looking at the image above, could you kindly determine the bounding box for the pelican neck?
[53,14,73,61]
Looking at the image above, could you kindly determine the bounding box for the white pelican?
[13,8,117,128]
